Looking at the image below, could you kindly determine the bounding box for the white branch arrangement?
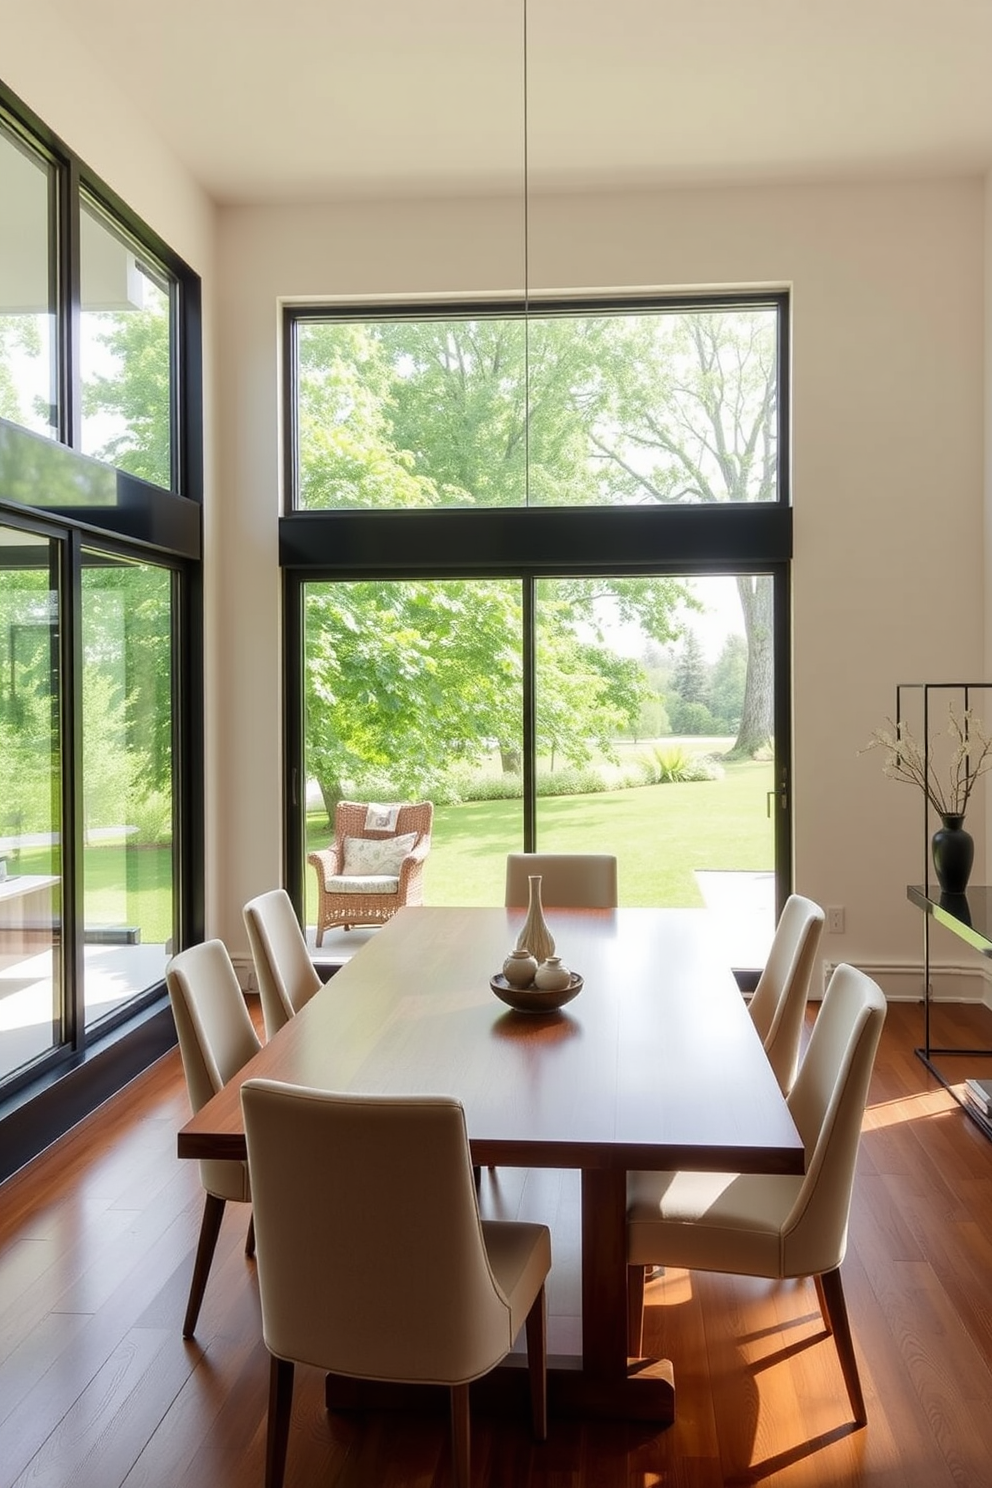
[861,705,992,820]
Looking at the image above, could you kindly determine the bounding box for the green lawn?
[305,757,774,913]
[10,840,174,944]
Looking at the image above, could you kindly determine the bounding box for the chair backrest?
[781,962,886,1277]
[242,1081,516,1384]
[334,800,433,847]
[166,939,261,1202]
[747,894,825,1094]
[504,852,618,909]
[166,940,262,1115]
[243,888,322,1039]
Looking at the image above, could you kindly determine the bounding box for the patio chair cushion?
[341,832,417,877]
[325,874,400,895]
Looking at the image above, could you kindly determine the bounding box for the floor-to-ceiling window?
[0,521,62,1084]
[283,296,790,966]
[0,83,201,1170]
[81,551,176,1029]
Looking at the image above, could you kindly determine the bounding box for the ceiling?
[38,0,992,205]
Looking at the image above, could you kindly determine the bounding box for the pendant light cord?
[523,0,530,506]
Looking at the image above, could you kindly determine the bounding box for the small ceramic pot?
[502,948,538,988]
[534,955,571,991]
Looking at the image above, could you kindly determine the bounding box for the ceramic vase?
[502,948,538,988]
[534,955,571,991]
[932,813,974,895]
[516,874,555,965]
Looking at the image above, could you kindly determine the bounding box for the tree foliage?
[298,309,777,780]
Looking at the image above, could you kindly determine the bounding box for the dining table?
[178,904,805,1424]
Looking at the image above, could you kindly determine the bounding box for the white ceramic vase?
[502,948,538,988]
[534,955,571,991]
[516,874,555,965]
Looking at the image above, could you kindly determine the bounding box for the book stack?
[963,1077,992,1120]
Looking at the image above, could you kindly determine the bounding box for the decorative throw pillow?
[342,832,417,878]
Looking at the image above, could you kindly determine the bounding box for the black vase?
[931,814,974,894]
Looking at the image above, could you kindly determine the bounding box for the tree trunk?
[317,777,344,827]
[728,575,774,759]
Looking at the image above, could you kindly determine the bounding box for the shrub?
[653,746,724,784]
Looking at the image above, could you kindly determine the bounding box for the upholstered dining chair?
[166,939,261,1337]
[241,1082,551,1488]
[627,961,886,1427]
[307,800,433,944]
[747,893,825,1096]
[243,888,322,1040]
[504,851,618,909]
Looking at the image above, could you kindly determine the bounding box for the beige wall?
[215,179,987,989]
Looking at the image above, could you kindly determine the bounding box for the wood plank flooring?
[2,999,992,1486]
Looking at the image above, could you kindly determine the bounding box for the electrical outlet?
[827,906,845,934]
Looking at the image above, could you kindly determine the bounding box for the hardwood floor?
[3,998,992,1486]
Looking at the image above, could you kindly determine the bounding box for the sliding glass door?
[81,551,175,1028]
[297,568,784,966]
[0,523,62,1084]
[534,572,777,964]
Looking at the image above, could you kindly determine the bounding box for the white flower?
[861,705,992,819]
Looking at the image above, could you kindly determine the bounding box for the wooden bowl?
[489,972,583,1013]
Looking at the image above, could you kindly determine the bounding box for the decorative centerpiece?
[493,874,582,1011]
[862,704,992,894]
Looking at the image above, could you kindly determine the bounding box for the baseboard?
[820,958,992,1008]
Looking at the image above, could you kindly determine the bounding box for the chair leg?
[245,1212,255,1258]
[182,1192,226,1338]
[266,1355,295,1488]
[449,1382,471,1488]
[818,1267,867,1427]
[525,1284,547,1440]
[627,1264,647,1358]
[813,1271,831,1333]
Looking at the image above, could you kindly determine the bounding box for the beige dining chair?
[166,939,262,1337]
[243,888,322,1040]
[504,852,618,909]
[241,1081,551,1488]
[747,893,825,1096]
[627,961,886,1427]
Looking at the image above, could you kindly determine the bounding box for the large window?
[81,553,175,1029]
[285,292,790,968]
[0,121,57,442]
[292,304,781,511]
[0,82,201,1168]
[0,523,62,1085]
[80,199,174,487]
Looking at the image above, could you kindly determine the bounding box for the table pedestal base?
[324,1354,674,1424]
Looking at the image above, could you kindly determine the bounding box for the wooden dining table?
[178,905,804,1424]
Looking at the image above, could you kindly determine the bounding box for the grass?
[10,839,174,944]
[305,757,774,912]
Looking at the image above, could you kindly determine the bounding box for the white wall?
[216,179,987,989]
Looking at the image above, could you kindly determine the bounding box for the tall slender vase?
[516,874,555,964]
[931,814,974,895]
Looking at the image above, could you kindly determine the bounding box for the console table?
[907,883,992,1136]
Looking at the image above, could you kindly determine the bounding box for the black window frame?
[280,292,793,922]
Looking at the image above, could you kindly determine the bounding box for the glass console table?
[907,884,992,1137]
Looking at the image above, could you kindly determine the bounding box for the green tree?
[81,290,172,487]
[586,310,778,756]
[671,629,708,706]
[709,632,748,729]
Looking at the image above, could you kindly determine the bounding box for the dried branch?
[861,705,992,818]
